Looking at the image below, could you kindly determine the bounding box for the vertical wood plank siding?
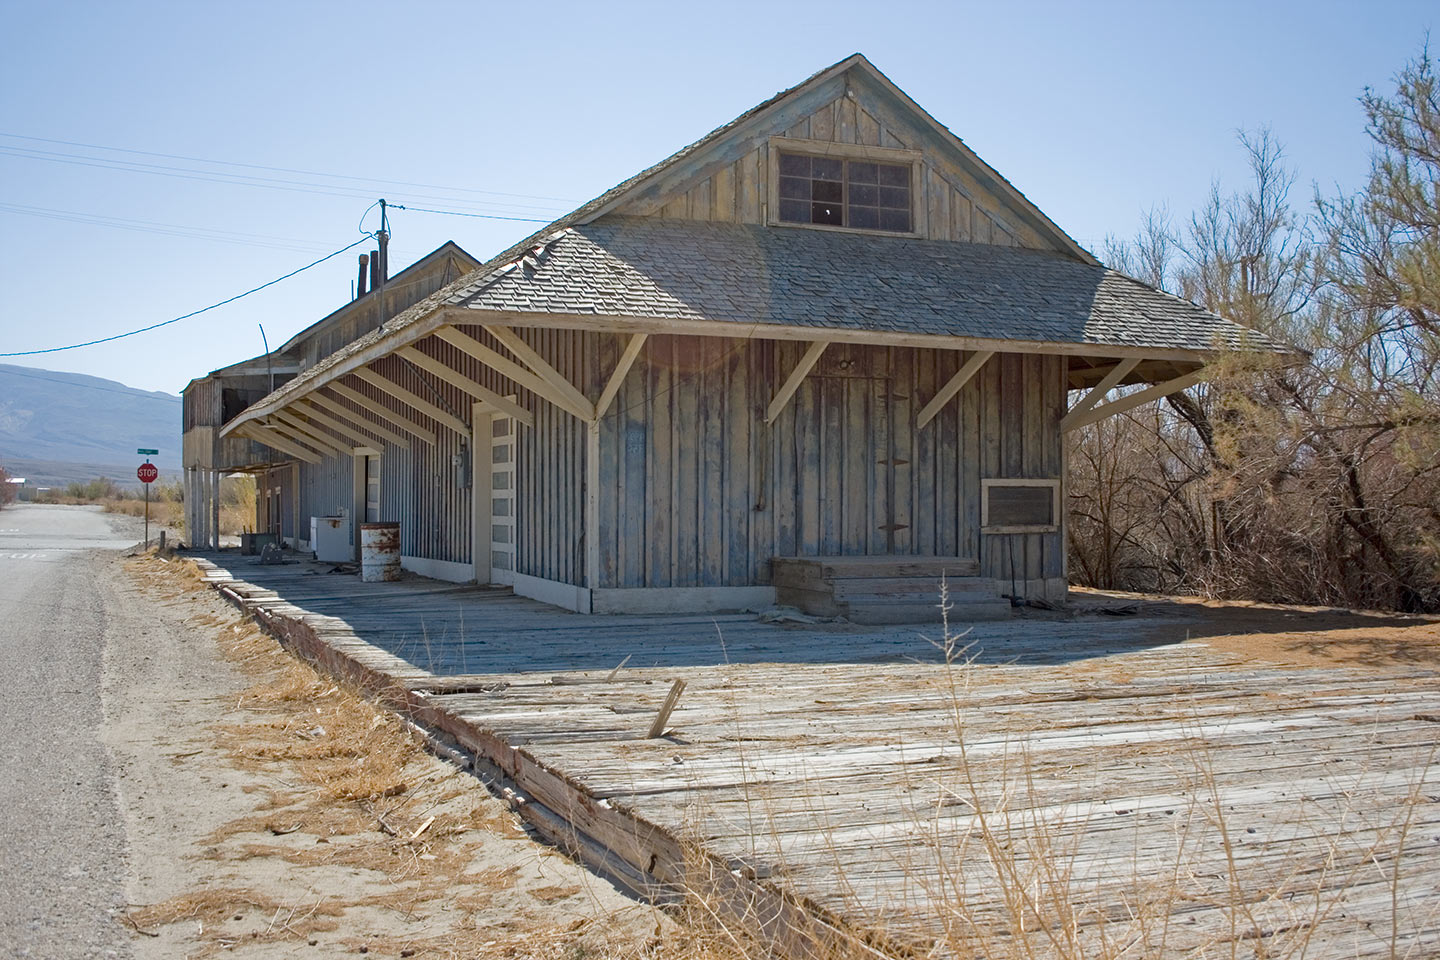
[612,90,1040,250]
[595,335,1062,589]
[290,327,590,583]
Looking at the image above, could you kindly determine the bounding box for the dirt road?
[0,504,667,959]
[0,504,141,959]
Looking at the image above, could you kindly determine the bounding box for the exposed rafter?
[237,423,323,464]
[350,367,471,437]
[291,399,396,450]
[433,326,591,422]
[270,410,348,455]
[395,345,535,427]
[485,325,594,420]
[318,385,436,446]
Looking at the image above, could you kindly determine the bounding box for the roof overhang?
[218,301,1224,442]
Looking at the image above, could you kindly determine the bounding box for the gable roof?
[448,217,1281,355]
[478,53,1096,273]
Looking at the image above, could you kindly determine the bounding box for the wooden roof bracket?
[433,326,593,423]
[1061,367,1206,433]
[1059,357,1141,430]
[395,345,535,427]
[594,333,648,421]
[350,367,473,437]
[916,349,994,429]
[484,325,594,424]
[765,339,830,424]
[319,384,437,446]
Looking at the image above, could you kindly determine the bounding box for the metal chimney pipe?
[357,254,369,299]
[369,250,380,291]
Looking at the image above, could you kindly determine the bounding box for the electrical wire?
[388,203,551,224]
[0,365,182,403]
[0,235,373,357]
[0,144,571,216]
[0,200,336,254]
[0,132,582,204]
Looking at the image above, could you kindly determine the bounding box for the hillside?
[0,364,182,484]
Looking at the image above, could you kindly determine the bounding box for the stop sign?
[137,463,159,484]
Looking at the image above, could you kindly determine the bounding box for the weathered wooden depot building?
[182,55,1280,619]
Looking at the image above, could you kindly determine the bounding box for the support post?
[211,470,221,550]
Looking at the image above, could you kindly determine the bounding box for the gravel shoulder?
[105,552,669,958]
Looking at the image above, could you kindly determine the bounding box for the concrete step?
[772,555,980,586]
[845,597,1014,625]
[831,576,995,601]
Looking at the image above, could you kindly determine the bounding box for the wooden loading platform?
[188,551,1440,959]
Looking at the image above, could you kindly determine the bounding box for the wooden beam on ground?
[485,324,594,420]
[235,423,323,464]
[350,367,471,437]
[594,333,648,421]
[318,385,436,446]
[916,350,994,429]
[765,339,829,424]
[291,399,396,450]
[1062,368,1207,432]
[432,326,591,422]
[1059,357,1141,431]
[395,345,535,427]
[271,409,349,455]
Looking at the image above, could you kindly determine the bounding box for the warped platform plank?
[190,551,1440,959]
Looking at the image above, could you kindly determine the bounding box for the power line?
[0,235,373,357]
[0,143,573,216]
[0,365,182,403]
[388,203,551,224]
[0,200,336,254]
[0,131,583,205]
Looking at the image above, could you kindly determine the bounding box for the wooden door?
[488,414,517,584]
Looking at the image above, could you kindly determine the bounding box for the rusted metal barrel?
[359,522,401,582]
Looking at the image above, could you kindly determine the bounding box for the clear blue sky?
[0,0,1432,394]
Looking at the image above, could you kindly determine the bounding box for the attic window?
[777,153,912,233]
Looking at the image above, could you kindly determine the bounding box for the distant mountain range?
[0,363,182,486]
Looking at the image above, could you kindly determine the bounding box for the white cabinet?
[310,515,352,563]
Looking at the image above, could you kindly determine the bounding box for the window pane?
[878,163,909,186]
[848,161,878,183]
[879,185,910,209]
[492,471,510,490]
[849,182,877,206]
[879,208,912,232]
[778,199,808,223]
[812,156,843,181]
[811,178,842,203]
[492,444,511,464]
[491,550,512,569]
[491,417,511,437]
[778,153,809,177]
[811,202,843,225]
[492,497,511,516]
[492,524,511,544]
[849,205,879,229]
[778,176,809,200]
[366,457,379,479]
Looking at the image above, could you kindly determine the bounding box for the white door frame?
[352,446,380,560]
[472,401,517,586]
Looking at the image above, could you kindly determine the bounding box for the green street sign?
[137,448,159,455]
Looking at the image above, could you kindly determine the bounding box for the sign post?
[137,451,159,547]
